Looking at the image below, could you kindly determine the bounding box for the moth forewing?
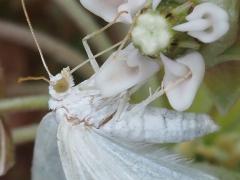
[57,111,217,180]
[32,112,66,180]
[0,118,15,176]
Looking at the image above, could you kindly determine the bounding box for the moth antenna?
[70,41,122,74]
[21,0,52,77]
[82,11,128,73]
[115,9,142,57]
[70,40,123,74]
[17,76,50,84]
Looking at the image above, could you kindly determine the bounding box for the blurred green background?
[0,0,240,179]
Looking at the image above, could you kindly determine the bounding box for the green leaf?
[188,84,214,113]
[131,71,172,108]
[205,61,240,114]
[214,99,240,132]
[195,163,240,180]
[217,42,240,62]
[0,95,48,113]
[200,0,240,67]
[131,74,163,106]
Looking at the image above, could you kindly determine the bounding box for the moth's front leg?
[84,93,129,128]
[55,108,83,126]
[84,107,121,129]
[32,112,66,180]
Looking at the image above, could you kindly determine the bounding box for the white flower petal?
[117,3,133,23]
[95,44,160,97]
[173,19,211,32]
[80,0,146,23]
[188,21,229,43]
[162,52,205,111]
[173,2,229,43]
[160,54,189,77]
[186,3,228,21]
[152,0,161,10]
[127,0,146,16]
[80,0,121,22]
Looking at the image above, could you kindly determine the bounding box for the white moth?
[48,66,218,180]
[20,0,219,179]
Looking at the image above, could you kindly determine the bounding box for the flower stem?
[0,95,48,113]
[0,19,92,77]
[12,124,38,145]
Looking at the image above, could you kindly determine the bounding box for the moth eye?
[53,78,69,93]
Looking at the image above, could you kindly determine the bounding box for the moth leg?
[84,94,129,128]
[131,86,164,113]
[84,115,112,129]
[84,93,129,128]
[55,107,82,126]
[112,92,130,122]
[112,11,142,59]
[133,70,192,111]
[55,108,68,121]
[82,11,128,72]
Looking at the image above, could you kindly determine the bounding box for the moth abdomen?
[101,106,219,144]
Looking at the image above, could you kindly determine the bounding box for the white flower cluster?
[80,0,160,23]
[79,0,230,111]
[173,2,229,43]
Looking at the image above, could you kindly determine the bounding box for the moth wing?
[32,112,66,180]
[57,116,217,180]
[114,142,216,179]
[96,133,218,180]
[58,117,138,180]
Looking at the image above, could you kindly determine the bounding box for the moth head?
[49,67,75,99]
[20,0,75,100]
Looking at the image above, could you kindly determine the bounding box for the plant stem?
[12,124,38,145]
[0,95,48,113]
[0,19,92,77]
